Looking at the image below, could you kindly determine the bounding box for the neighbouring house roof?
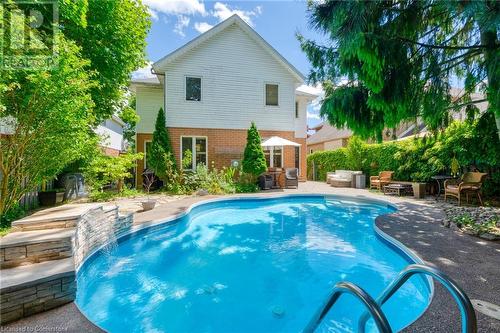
[129,76,162,92]
[296,84,321,98]
[152,14,305,83]
[307,122,353,145]
[110,114,126,127]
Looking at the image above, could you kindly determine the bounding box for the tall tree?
[298,0,500,141]
[118,95,140,147]
[242,122,267,178]
[148,108,176,179]
[0,36,95,216]
[61,0,151,122]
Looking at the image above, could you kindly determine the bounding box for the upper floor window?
[295,101,299,118]
[265,83,279,106]
[186,77,201,101]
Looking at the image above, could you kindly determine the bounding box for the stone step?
[0,229,75,269]
[11,203,103,232]
[0,258,76,325]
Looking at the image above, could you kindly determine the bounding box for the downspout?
[151,68,166,125]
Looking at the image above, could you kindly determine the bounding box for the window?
[181,136,207,170]
[186,77,201,101]
[295,101,299,118]
[265,83,279,106]
[263,146,282,168]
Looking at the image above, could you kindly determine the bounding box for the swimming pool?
[76,195,431,332]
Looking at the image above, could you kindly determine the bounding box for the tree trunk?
[480,28,500,140]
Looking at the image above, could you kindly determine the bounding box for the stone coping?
[0,228,75,248]
[12,204,103,226]
[1,258,74,291]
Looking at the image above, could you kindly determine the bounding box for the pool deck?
[2,182,499,332]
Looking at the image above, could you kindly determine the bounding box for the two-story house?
[131,15,318,187]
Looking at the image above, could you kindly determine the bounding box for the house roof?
[152,14,305,83]
[307,122,353,145]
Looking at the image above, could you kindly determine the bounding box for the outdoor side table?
[383,184,413,196]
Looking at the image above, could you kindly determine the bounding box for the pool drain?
[272,306,285,318]
[471,299,500,320]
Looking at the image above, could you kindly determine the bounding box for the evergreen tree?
[298,1,500,141]
[242,122,268,178]
[149,108,176,179]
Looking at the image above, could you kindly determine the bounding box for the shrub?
[242,122,267,179]
[0,203,25,235]
[308,116,500,195]
[149,108,176,180]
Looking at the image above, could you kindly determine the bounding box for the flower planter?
[141,200,156,211]
[38,190,65,206]
[412,182,427,199]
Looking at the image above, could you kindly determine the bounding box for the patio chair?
[285,168,299,188]
[370,171,394,190]
[444,172,488,206]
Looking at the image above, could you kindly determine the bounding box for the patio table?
[431,175,455,199]
[268,170,284,189]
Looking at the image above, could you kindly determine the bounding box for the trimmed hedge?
[308,113,500,196]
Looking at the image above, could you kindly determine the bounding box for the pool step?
[0,228,75,269]
[0,258,76,325]
[11,203,103,232]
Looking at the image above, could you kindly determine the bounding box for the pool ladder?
[303,264,477,333]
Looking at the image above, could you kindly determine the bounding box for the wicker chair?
[285,168,299,188]
[444,172,488,206]
[370,171,394,190]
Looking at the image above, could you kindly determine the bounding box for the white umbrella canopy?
[261,136,301,147]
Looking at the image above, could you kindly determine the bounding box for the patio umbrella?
[261,136,301,148]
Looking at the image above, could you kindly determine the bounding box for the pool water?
[76,196,431,333]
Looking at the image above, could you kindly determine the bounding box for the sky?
[134,0,325,127]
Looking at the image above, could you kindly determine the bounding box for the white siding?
[294,96,309,138]
[95,119,124,151]
[161,23,302,132]
[136,85,164,133]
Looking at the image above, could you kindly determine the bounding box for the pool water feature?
[76,196,431,332]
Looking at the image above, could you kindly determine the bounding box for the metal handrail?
[303,281,392,333]
[358,264,477,333]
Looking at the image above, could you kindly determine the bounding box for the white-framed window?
[295,101,299,118]
[263,146,283,168]
[181,136,207,170]
[265,83,279,106]
[185,76,202,101]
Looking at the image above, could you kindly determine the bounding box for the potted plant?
[410,173,428,199]
[141,170,156,211]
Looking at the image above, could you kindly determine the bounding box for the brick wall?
[101,146,121,157]
[136,128,307,187]
[306,142,325,154]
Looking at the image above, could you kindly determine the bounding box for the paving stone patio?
[2,181,499,332]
